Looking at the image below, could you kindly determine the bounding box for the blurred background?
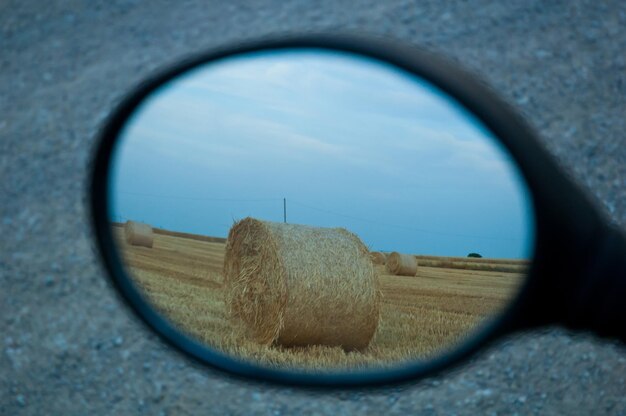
[1,1,625,414]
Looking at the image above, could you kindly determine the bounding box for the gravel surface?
[1,1,625,414]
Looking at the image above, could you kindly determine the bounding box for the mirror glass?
[108,49,535,372]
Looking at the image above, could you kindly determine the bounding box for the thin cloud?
[112,50,534,258]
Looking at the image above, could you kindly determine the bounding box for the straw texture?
[416,258,526,273]
[370,251,387,265]
[385,252,418,276]
[124,221,154,248]
[223,217,380,350]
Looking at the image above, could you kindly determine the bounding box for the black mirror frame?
[90,33,625,388]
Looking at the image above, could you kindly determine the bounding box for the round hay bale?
[386,252,418,276]
[124,221,154,248]
[223,217,380,350]
[370,251,387,265]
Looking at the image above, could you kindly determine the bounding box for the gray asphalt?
[1,1,625,414]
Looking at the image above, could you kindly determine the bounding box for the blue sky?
[110,50,535,258]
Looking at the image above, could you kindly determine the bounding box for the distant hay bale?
[370,251,387,265]
[124,221,154,248]
[223,217,380,350]
[386,252,418,276]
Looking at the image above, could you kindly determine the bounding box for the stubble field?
[113,224,526,370]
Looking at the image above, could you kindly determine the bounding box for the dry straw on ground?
[124,220,154,248]
[116,225,525,369]
[386,252,418,276]
[223,217,381,350]
[416,258,527,273]
[370,251,387,265]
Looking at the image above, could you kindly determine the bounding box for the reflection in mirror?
[108,50,535,371]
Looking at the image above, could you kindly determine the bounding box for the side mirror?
[90,34,626,387]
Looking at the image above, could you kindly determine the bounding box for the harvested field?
[112,224,525,370]
[414,254,530,266]
[414,258,527,273]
